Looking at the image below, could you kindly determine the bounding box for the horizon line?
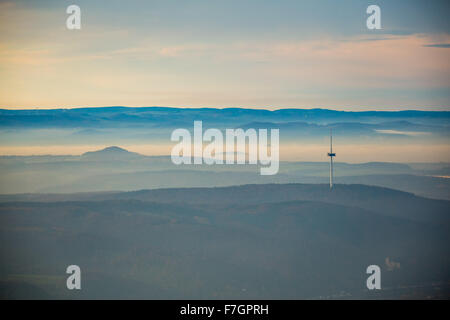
[1,105,449,113]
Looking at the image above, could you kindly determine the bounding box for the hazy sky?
[0,0,449,110]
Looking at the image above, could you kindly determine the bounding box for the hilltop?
[81,146,143,161]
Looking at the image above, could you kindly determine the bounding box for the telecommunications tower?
[327,129,336,189]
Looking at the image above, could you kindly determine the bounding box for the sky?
[0,0,449,110]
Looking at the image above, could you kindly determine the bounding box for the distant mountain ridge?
[0,146,449,199]
[0,107,449,129]
[2,183,448,224]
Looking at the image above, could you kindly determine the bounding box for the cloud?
[423,44,450,48]
[375,130,431,136]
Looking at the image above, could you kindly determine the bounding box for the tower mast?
[327,129,336,189]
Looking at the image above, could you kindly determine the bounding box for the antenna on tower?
[327,128,336,189]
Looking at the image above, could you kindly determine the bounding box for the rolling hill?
[0,183,448,299]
